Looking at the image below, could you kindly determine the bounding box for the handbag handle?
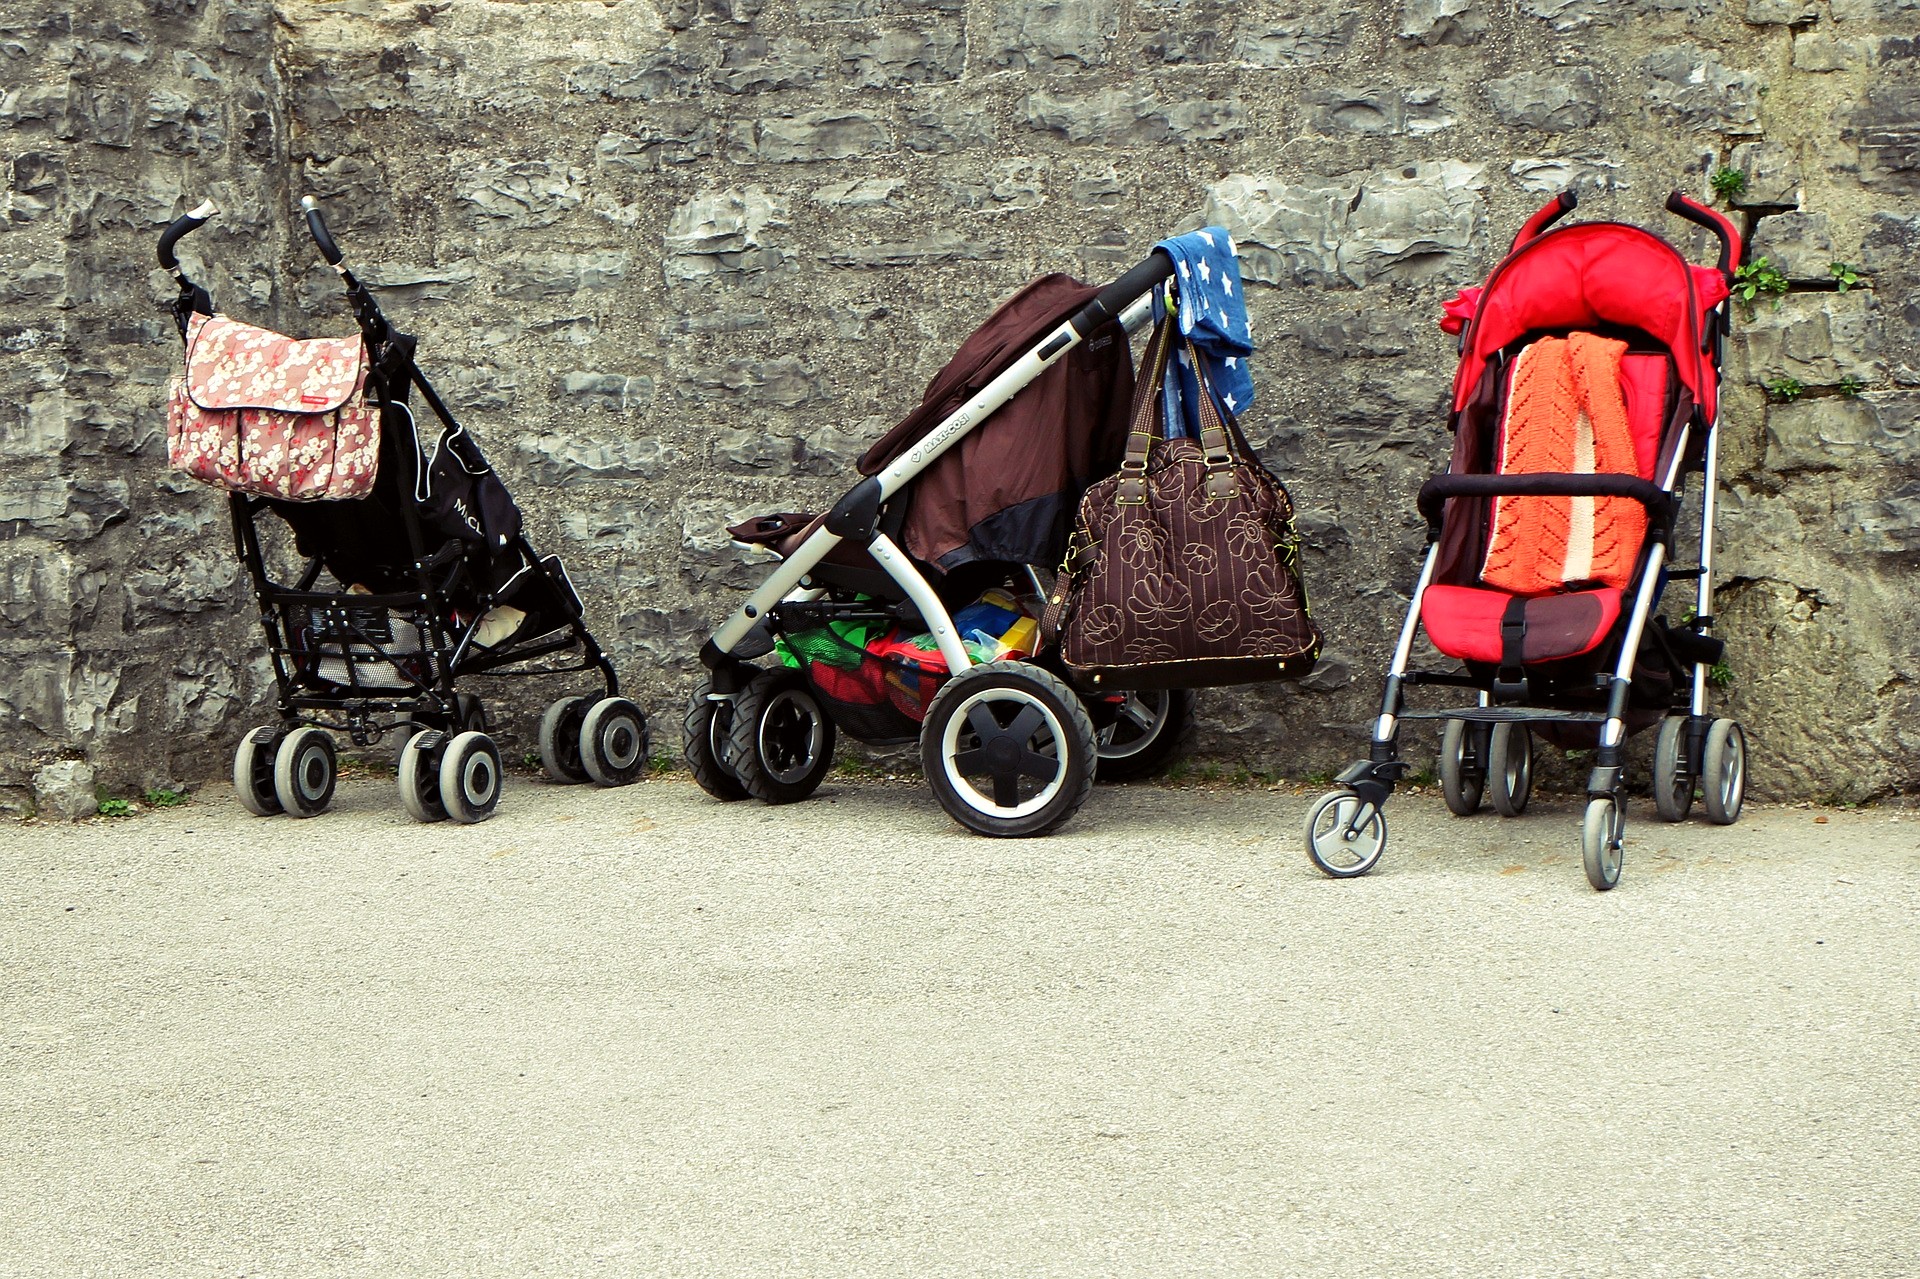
[1116,307,1176,505]
[1180,333,1243,501]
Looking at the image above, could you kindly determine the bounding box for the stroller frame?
[691,251,1177,836]
[1305,191,1748,891]
[159,198,638,821]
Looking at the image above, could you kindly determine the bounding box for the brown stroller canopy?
[858,274,1135,573]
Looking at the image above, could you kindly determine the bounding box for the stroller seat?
[1422,334,1675,668]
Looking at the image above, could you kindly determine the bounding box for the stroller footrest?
[1402,707,1611,724]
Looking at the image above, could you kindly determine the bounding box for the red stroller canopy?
[1451,221,1732,421]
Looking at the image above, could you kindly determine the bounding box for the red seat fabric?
[1421,583,1623,665]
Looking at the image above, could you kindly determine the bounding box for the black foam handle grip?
[1665,191,1740,279]
[301,196,344,267]
[1068,250,1177,337]
[157,200,218,269]
[1418,472,1676,533]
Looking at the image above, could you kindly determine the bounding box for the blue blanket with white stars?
[1151,226,1255,440]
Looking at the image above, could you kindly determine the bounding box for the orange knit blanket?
[1480,333,1646,595]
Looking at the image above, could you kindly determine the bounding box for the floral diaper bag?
[167,313,380,501]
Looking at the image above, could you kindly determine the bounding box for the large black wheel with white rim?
[233,725,288,817]
[537,694,594,784]
[1487,722,1533,818]
[1093,687,1196,783]
[1438,718,1489,817]
[272,726,337,819]
[438,730,503,824]
[1701,718,1746,826]
[398,729,450,823]
[728,668,836,805]
[683,676,750,802]
[921,663,1096,838]
[580,696,649,787]
[1303,789,1388,879]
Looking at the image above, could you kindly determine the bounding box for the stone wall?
[4,0,1916,812]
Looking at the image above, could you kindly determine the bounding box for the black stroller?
[1304,191,1748,891]
[157,198,646,824]
[686,252,1191,837]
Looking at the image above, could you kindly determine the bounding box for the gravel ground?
[3,773,1918,1278]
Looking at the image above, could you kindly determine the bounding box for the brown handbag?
[1046,313,1321,690]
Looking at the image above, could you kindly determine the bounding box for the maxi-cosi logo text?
[908,410,973,467]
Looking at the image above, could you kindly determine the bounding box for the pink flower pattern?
[167,314,380,502]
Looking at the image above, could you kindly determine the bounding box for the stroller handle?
[1066,250,1177,338]
[157,200,219,271]
[300,196,345,268]
[1665,191,1742,281]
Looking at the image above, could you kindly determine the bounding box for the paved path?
[4,775,1918,1277]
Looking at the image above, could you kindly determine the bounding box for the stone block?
[1485,68,1602,132]
[1234,10,1357,65]
[558,372,658,412]
[1199,175,1346,286]
[143,89,225,155]
[677,355,821,409]
[0,479,130,541]
[1763,391,1918,471]
[1024,86,1246,146]
[1643,47,1763,136]
[558,497,671,556]
[986,0,1119,72]
[1509,154,1621,193]
[1338,161,1486,286]
[1400,0,1486,46]
[1727,140,1802,208]
[839,23,965,87]
[515,433,678,486]
[811,178,904,210]
[818,234,1008,268]
[1791,31,1875,72]
[1845,84,1920,193]
[124,549,242,626]
[714,34,827,94]
[1745,0,1819,20]
[458,161,585,230]
[1303,86,1454,136]
[596,115,717,173]
[493,251,629,302]
[1752,211,1833,278]
[32,760,96,822]
[943,159,1048,214]
[904,90,998,154]
[663,188,792,284]
[1296,311,1417,359]
[747,112,894,163]
[1741,293,1883,387]
[1136,0,1235,64]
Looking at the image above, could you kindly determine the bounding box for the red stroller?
[1304,191,1747,891]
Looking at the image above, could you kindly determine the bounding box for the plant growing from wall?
[1838,374,1867,398]
[1734,257,1790,313]
[1764,374,1805,402]
[1829,261,1862,293]
[1710,167,1747,201]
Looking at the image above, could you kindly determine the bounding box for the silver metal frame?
[707,294,1158,674]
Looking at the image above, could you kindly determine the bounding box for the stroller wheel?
[1701,719,1747,826]
[1582,794,1625,891]
[1438,718,1488,817]
[398,730,450,823]
[683,677,750,802]
[1651,716,1695,823]
[1304,789,1387,878]
[537,695,594,784]
[921,663,1096,838]
[272,727,337,819]
[1093,688,1197,783]
[729,669,836,805]
[456,693,489,734]
[1487,723,1533,818]
[233,726,288,817]
[439,731,504,824]
[580,697,650,788]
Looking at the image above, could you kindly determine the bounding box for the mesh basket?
[781,624,948,745]
[283,600,436,692]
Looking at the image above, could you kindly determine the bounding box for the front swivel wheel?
[1304,789,1388,879]
[728,668,836,805]
[921,663,1096,838]
[1581,795,1625,892]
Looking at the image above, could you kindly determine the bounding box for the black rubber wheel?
[1303,789,1388,878]
[537,695,594,784]
[1701,719,1747,826]
[921,663,1097,838]
[683,676,750,802]
[1438,718,1487,817]
[398,729,450,823]
[456,693,488,733]
[233,725,287,817]
[1652,716,1695,823]
[439,730,503,824]
[1582,794,1625,892]
[1487,722,1533,818]
[1093,688,1197,783]
[728,668,836,804]
[580,696,650,788]
[272,726,337,819]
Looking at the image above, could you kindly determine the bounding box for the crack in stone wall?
[3,0,1916,811]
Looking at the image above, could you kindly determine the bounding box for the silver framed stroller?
[686,252,1181,836]
[1303,191,1749,890]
